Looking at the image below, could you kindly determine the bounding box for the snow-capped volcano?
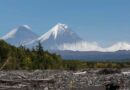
[1,25,38,46]
[2,23,130,52]
[28,23,82,50]
[38,23,82,42]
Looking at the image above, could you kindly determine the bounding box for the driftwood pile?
[0,69,129,90]
[0,70,57,90]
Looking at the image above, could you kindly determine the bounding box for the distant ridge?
[55,50,130,60]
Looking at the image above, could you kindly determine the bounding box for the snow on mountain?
[38,23,82,43]
[27,23,83,50]
[1,25,38,46]
[1,23,130,52]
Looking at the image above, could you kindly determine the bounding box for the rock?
[97,68,121,75]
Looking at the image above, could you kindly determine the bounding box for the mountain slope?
[1,25,38,46]
[27,23,82,50]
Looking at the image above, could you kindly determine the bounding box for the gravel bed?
[0,69,129,90]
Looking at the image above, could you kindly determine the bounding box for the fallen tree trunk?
[0,78,55,85]
[0,57,10,71]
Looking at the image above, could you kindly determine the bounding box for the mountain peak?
[38,23,75,41]
[54,23,68,30]
[51,23,69,33]
[2,25,38,46]
[15,25,31,32]
[49,23,70,39]
[19,25,31,30]
[2,25,31,40]
[33,23,82,50]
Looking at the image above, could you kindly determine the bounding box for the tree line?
[0,40,62,70]
[0,40,130,70]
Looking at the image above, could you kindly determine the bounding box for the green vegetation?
[63,60,130,70]
[0,40,130,70]
[0,40,62,70]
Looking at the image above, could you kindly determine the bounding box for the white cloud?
[105,42,130,52]
[58,41,130,52]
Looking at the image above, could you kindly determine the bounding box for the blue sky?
[0,0,130,46]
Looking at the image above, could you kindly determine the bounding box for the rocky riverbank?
[0,69,130,90]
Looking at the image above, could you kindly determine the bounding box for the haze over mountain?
[1,25,38,46]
